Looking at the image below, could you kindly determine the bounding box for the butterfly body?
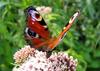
[24,6,80,51]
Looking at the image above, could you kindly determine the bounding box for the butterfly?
[24,6,80,51]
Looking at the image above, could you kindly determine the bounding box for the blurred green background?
[0,0,100,71]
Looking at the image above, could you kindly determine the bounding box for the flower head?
[13,45,78,71]
[13,45,35,64]
[36,6,52,15]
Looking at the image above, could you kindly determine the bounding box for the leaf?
[86,0,95,19]
[0,1,8,8]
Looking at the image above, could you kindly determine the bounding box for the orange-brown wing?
[46,11,80,51]
[27,16,50,39]
[24,27,44,45]
[24,6,51,45]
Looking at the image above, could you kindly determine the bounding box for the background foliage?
[0,0,100,71]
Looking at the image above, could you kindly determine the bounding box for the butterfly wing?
[45,11,80,51]
[24,6,51,45]
[25,6,50,39]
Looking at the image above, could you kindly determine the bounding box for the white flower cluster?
[13,45,78,71]
[13,45,35,64]
[36,6,52,15]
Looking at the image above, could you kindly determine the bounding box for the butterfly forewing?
[25,6,51,40]
[24,6,51,46]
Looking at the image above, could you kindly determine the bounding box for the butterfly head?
[25,6,42,21]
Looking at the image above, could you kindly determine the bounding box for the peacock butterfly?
[24,6,80,51]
